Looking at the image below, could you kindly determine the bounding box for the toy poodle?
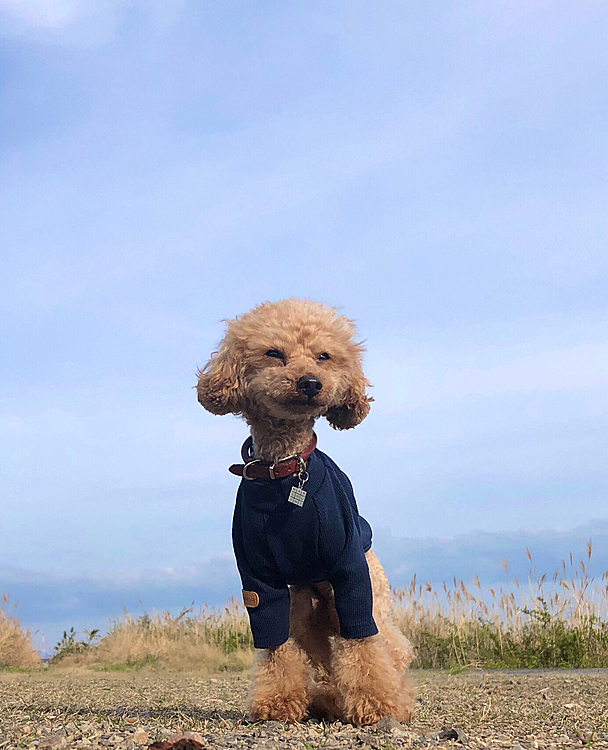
[196,298,415,726]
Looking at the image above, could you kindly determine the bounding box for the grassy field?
[3,547,608,672]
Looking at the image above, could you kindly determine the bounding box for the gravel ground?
[1,669,607,750]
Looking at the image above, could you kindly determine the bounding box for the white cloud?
[368,317,608,413]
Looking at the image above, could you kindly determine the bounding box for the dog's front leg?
[248,638,311,723]
[330,634,414,726]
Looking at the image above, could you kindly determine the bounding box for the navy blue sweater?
[232,447,378,649]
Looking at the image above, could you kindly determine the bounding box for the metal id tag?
[288,460,309,506]
[288,485,307,506]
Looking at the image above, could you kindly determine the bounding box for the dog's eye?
[318,352,330,361]
[265,349,285,360]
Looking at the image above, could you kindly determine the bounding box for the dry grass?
[54,600,254,672]
[47,543,608,672]
[0,595,41,670]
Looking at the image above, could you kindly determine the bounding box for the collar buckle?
[242,459,263,480]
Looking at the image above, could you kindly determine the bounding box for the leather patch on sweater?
[242,590,259,608]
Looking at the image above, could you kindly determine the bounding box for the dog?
[196,298,415,725]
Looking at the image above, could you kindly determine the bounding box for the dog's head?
[196,298,371,430]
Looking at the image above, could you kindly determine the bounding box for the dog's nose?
[296,375,323,399]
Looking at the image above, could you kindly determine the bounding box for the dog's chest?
[234,451,353,585]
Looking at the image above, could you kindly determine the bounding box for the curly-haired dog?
[196,298,415,726]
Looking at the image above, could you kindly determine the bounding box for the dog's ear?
[325,375,372,430]
[196,338,244,416]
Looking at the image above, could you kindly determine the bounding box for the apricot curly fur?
[197,298,415,725]
[197,299,372,462]
[248,640,311,723]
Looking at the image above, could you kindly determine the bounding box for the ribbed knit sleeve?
[327,475,378,639]
[232,498,291,649]
[238,573,291,649]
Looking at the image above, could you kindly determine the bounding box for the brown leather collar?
[229,433,317,480]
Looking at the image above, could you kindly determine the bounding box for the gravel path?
[1,669,607,749]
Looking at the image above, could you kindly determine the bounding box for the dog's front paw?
[249,693,308,723]
[343,692,415,726]
[330,636,415,726]
[247,640,311,724]
[343,694,389,726]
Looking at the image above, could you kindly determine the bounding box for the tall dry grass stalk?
[0,595,41,669]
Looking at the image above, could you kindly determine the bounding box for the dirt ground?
[1,669,607,750]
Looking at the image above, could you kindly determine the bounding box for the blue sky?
[1,1,606,651]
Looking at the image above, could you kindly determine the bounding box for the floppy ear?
[196,339,243,416]
[325,373,372,430]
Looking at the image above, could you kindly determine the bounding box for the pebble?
[38,733,67,749]
[166,732,205,743]
[263,720,283,732]
[376,716,403,732]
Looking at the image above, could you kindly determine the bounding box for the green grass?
[92,656,158,672]
[409,606,608,670]
[0,666,36,674]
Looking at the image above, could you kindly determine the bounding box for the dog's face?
[197,299,371,430]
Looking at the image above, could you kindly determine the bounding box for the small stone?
[133,730,148,744]
[579,731,597,743]
[125,718,138,725]
[38,735,66,749]
[455,726,469,743]
[437,726,468,743]
[23,725,32,735]
[376,716,403,732]
[166,733,205,744]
